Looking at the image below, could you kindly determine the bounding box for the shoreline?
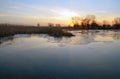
[0,25,120,38]
[0,25,74,37]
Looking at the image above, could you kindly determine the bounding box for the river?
[0,30,120,79]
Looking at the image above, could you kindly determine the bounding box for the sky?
[0,0,120,26]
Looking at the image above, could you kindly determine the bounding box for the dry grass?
[0,24,74,37]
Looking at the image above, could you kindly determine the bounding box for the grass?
[0,24,74,37]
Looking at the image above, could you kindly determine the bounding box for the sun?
[58,10,79,26]
[60,10,78,18]
[51,9,78,18]
[50,9,79,26]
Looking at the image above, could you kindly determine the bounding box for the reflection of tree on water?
[0,30,120,46]
[97,31,120,40]
[0,36,14,45]
[113,33,120,40]
[47,36,63,43]
[0,34,32,46]
[79,30,89,34]
[46,30,96,45]
[47,30,120,45]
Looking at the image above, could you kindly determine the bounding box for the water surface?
[0,30,120,79]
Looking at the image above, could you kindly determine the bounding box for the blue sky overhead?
[0,0,120,25]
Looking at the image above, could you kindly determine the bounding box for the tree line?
[71,15,120,29]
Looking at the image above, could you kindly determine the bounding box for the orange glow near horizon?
[0,0,120,26]
[0,13,118,26]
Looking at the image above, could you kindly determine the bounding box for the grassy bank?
[0,24,74,37]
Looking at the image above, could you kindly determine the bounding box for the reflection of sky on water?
[46,30,120,46]
[0,30,120,47]
[0,30,120,79]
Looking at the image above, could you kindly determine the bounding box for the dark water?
[0,30,120,79]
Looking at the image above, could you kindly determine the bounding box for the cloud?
[50,8,79,20]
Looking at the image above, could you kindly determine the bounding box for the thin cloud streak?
[0,0,120,25]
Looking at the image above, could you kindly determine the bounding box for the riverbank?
[0,25,74,37]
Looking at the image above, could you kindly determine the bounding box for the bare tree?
[71,16,81,28]
[85,15,96,25]
[48,23,54,27]
[113,17,120,29]
[56,24,61,27]
[37,23,40,27]
[81,15,96,29]
[114,17,120,24]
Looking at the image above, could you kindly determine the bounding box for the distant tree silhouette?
[91,20,99,29]
[81,15,96,29]
[37,23,40,27]
[48,23,54,27]
[102,20,111,29]
[71,17,81,28]
[56,24,61,27]
[70,15,120,30]
[113,17,120,29]
[114,17,120,24]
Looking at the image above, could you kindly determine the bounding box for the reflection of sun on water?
[95,35,114,42]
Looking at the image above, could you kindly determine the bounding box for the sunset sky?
[0,0,120,26]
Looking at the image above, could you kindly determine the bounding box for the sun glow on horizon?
[0,0,120,26]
